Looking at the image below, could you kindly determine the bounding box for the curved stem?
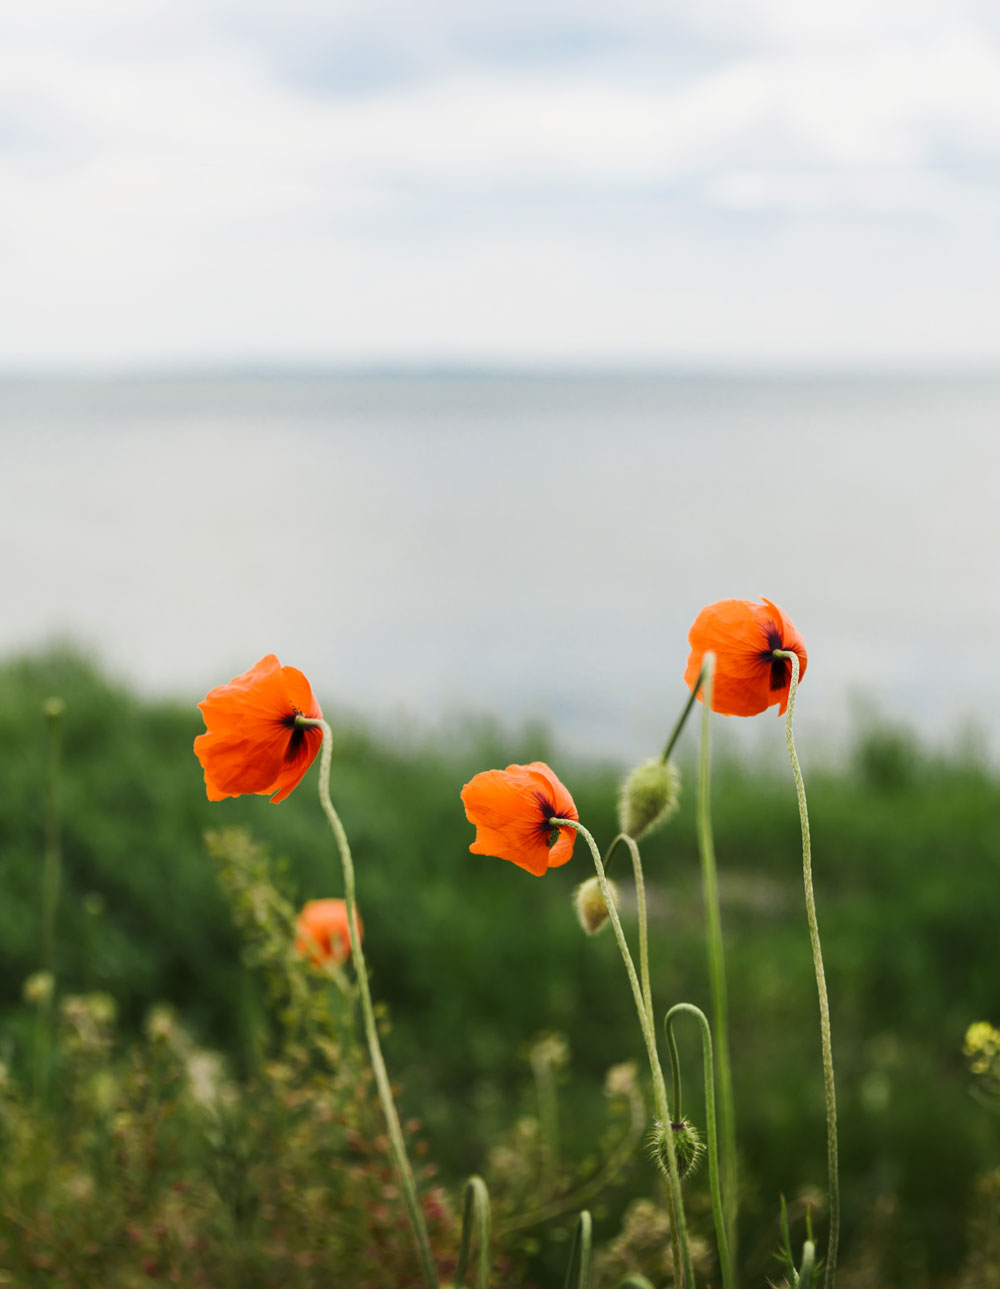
[601,830,628,878]
[664,1003,733,1289]
[773,652,839,1289]
[693,654,738,1264]
[454,1175,491,1289]
[304,719,438,1288]
[621,834,654,1031]
[562,1211,593,1289]
[597,834,653,1035]
[664,1012,684,1131]
[552,818,694,1289]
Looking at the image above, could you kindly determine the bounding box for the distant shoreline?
[4,362,1000,385]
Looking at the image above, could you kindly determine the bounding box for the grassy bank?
[0,646,997,1284]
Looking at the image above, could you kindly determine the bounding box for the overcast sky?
[5,0,1000,369]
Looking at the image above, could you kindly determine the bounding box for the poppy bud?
[618,759,680,839]
[574,876,618,935]
[649,1118,705,1180]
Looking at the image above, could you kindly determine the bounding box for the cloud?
[3,1,1000,365]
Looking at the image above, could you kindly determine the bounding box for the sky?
[5,0,1000,368]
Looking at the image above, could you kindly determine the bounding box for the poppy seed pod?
[618,759,681,839]
[650,1118,705,1181]
[574,876,618,934]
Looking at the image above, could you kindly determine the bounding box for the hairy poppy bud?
[618,759,680,839]
[650,1118,705,1180]
[574,876,618,935]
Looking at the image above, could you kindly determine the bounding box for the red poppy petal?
[461,767,539,831]
[546,828,576,868]
[281,665,323,719]
[194,730,287,798]
[478,832,551,876]
[265,728,324,803]
[710,672,771,717]
[523,763,578,822]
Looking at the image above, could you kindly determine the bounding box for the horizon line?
[4,356,1000,383]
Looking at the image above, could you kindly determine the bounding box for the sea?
[2,370,998,767]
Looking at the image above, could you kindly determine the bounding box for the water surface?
[3,372,996,762]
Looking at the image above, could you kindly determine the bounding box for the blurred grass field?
[0,646,998,1285]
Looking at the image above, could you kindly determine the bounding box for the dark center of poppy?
[282,707,306,761]
[534,792,561,847]
[759,626,789,691]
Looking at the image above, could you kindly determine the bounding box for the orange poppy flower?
[296,898,362,966]
[461,761,578,876]
[194,654,323,803]
[684,598,807,717]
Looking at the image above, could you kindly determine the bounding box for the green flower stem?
[453,1175,491,1289]
[563,1211,593,1289]
[552,817,695,1289]
[664,1003,733,1289]
[693,654,738,1264]
[622,834,654,1030]
[601,832,623,872]
[597,832,655,1027]
[661,676,703,765]
[303,719,438,1289]
[772,652,839,1289]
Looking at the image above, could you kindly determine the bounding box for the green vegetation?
[0,646,998,1284]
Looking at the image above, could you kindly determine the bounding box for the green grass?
[0,645,997,1284]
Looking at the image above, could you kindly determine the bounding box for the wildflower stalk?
[772,651,839,1289]
[664,1003,732,1289]
[454,1175,491,1289]
[598,834,652,1027]
[660,678,702,765]
[622,834,654,1029]
[693,654,738,1264]
[563,1211,593,1289]
[301,718,438,1289]
[552,817,694,1289]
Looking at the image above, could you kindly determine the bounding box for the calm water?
[3,371,998,763]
